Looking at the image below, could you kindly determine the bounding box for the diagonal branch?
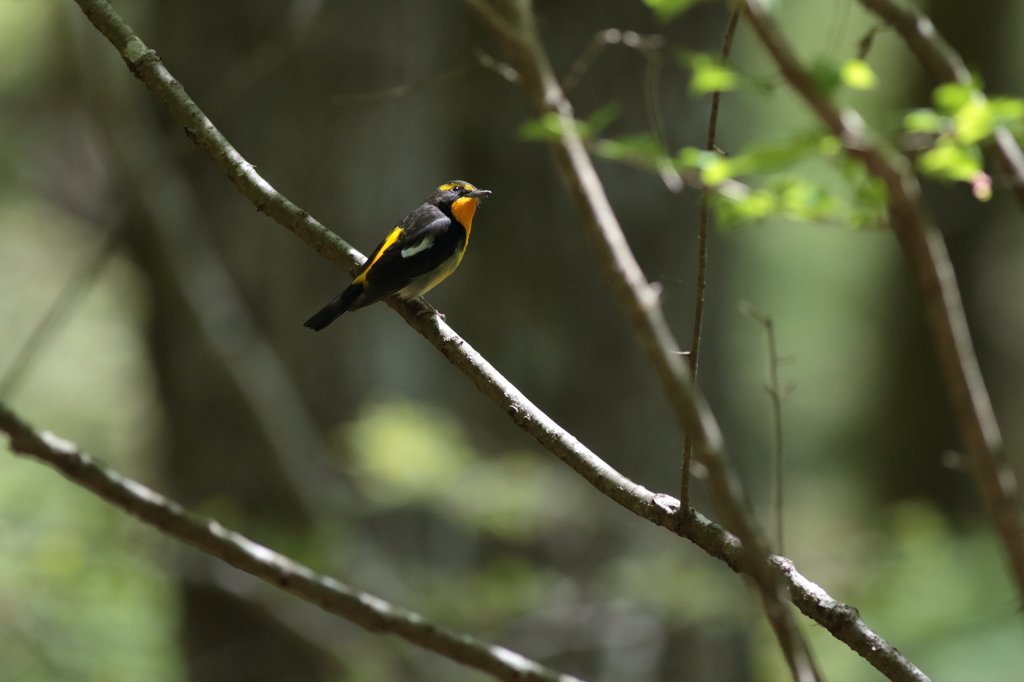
[464,2,820,681]
[857,0,1024,209]
[0,402,584,682]
[743,0,1024,603]
[66,1,929,680]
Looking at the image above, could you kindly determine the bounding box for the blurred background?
[1,0,1023,680]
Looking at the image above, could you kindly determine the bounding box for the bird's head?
[431,180,491,230]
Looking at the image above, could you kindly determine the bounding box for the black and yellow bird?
[304,180,491,331]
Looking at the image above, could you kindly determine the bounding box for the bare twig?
[332,62,476,106]
[743,0,1024,603]
[857,0,1024,208]
[66,1,930,679]
[467,2,821,681]
[561,29,665,94]
[740,302,786,554]
[562,29,616,93]
[682,5,742,510]
[0,403,584,682]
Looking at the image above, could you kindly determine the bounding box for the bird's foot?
[417,299,445,321]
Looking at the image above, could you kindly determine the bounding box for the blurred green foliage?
[0,197,181,680]
[687,53,739,95]
[839,59,877,91]
[340,398,587,541]
[642,0,710,24]
[904,83,1024,198]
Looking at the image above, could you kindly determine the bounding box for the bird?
[304,180,491,331]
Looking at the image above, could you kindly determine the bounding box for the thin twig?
[0,226,121,401]
[332,62,476,106]
[643,46,684,192]
[857,0,1024,208]
[681,5,742,510]
[0,403,584,682]
[67,2,931,679]
[561,29,665,93]
[744,0,1024,604]
[469,3,821,681]
[740,302,786,554]
[562,30,614,93]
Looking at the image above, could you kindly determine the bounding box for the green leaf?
[595,133,664,167]
[840,59,877,90]
[676,146,704,168]
[953,97,994,145]
[714,187,776,226]
[773,177,841,220]
[855,175,889,212]
[642,0,706,23]
[518,113,565,141]
[520,108,615,142]
[586,101,622,136]
[903,109,945,134]
[918,138,982,182]
[700,156,734,186]
[809,58,842,95]
[933,83,971,113]
[818,135,842,156]
[688,54,738,95]
[729,134,823,175]
[675,146,734,185]
[989,97,1024,126]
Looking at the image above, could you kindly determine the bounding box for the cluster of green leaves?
[521,25,891,229]
[904,83,1024,199]
[683,51,877,98]
[520,101,887,228]
[678,135,887,228]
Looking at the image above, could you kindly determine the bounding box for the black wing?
[358,206,460,302]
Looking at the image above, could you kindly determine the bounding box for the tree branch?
[857,0,1024,208]
[66,1,930,680]
[466,2,821,681]
[743,0,1024,603]
[0,402,584,682]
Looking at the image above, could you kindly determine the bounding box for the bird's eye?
[451,186,462,193]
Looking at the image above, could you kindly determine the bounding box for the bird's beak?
[466,189,492,198]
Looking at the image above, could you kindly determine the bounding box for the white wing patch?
[401,234,435,258]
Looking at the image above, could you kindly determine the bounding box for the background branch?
[740,302,787,553]
[65,1,930,680]
[466,2,821,680]
[743,0,1024,604]
[682,5,743,510]
[106,102,355,528]
[0,402,585,682]
[0,225,121,400]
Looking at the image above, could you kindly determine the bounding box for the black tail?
[304,285,363,331]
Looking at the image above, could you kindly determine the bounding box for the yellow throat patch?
[451,197,479,235]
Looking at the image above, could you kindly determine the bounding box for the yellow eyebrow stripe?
[353,227,403,284]
[438,181,477,192]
